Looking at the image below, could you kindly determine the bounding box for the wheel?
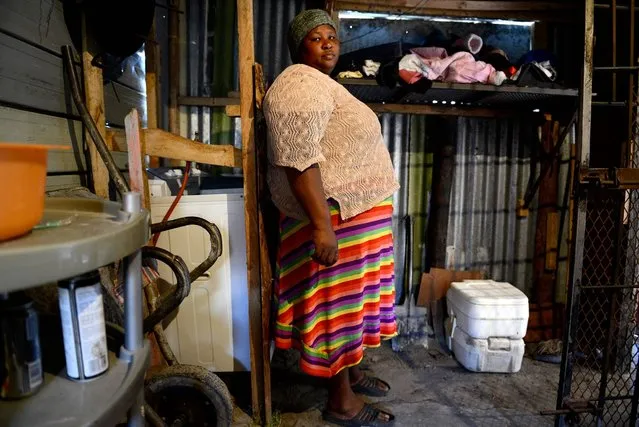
[145,364,233,427]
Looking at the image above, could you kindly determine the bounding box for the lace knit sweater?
[264,64,399,220]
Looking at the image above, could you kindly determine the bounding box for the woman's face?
[298,24,340,75]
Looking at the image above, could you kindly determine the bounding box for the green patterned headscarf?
[288,9,337,63]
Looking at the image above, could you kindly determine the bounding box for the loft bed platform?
[329,0,580,21]
[338,78,578,117]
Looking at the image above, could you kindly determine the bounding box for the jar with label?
[58,271,109,381]
[0,292,43,399]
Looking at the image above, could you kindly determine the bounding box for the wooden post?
[237,0,270,423]
[124,108,166,370]
[168,0,180,136]
[81,18,109,199]
[125,109,150,210]
[325,0,339,31]
[145,18,161,168]
[531,114,560,341]
[254,63,273,424]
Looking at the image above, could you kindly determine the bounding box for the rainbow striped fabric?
[274,197,397,378]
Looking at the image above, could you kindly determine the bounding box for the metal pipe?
[140,246,190,334]
[123,192,143,352]
[593,101,628,107]
[128,391,145,427]
[61,45,130,195]
[144,404,168,427]
[556,1,594,423]
[594,66,639,71]
[595,3,639,11]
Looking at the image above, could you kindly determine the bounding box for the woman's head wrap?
[287,9,337,62]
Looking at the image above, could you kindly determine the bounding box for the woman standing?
[264,9,399,426]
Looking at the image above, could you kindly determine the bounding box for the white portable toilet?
[446,280,529,373]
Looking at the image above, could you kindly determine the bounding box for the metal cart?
[0,194,149,426]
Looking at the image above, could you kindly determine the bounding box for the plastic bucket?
[0,143,69,241]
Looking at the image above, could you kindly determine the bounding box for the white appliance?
[446,280,529,373]
[150,192,250,372]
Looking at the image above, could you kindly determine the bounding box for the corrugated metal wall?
[248,2,573,302]
[254,0,305,84]
[446,118,537,290]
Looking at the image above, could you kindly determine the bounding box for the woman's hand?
[284,165,338,266]
[311,226,339,266]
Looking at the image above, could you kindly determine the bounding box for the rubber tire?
[145,364,233,427]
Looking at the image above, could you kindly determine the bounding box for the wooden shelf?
[339,78,578,116]
[331,0,579,21]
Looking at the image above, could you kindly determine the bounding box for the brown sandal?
[351,375,391,397]
[323,403,395,426]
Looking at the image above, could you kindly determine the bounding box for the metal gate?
[555,1,639,425]
[557,176,639,426]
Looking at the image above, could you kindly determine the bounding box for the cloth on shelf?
[518,49,558,68]
[331,41,421,78]
[511,61,557,86]
[398,53,434,85]
[362,59,381,77]
[337,70,364,79]
[478,47,517,77]
[398,47,507,86]
[452,33,483,55]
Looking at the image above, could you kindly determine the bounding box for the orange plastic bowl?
[0,143,69,242]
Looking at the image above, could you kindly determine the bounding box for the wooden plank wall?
[0,0,146,191]
[333,0,578,21]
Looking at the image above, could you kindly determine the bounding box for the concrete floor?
[232,343,560,427]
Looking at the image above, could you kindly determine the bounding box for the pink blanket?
[399,47,506,86]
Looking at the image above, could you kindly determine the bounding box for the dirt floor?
[230,342,560,427]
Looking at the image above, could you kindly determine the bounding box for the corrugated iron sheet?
[254,0,306,84]
[446,118,537,292]
[380,114,572,300]
[247,2,573,302]
[445,118,573,297]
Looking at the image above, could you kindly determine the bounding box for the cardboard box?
[416,268,484,307]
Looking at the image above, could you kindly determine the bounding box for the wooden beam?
[254,62,273,426]
[334,0,577,20]
[325,0,340,30]
[178,96,240,107]
[106,129,128,152]
[532,116,560,340]
[225,105,241,117]
[82,17,109,199]
[168,0,180,135]
[145,17,161,168]
[367,103,519,118]
[255,66,266,111]
[335,0,577,11]
[145,129,242,168]
[325,0,336,14]
[237,0,269,423]
[107,128,242,168]
[125,110,151,210]
[546,211,559,271]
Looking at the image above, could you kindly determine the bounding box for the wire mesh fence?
[561,188,639,426]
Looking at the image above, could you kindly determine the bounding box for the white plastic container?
[447,280,529,340]
[451,327,525,373]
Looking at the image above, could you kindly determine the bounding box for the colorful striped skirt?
[274,197,397,378]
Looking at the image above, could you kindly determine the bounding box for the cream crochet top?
[264,64,399,220]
